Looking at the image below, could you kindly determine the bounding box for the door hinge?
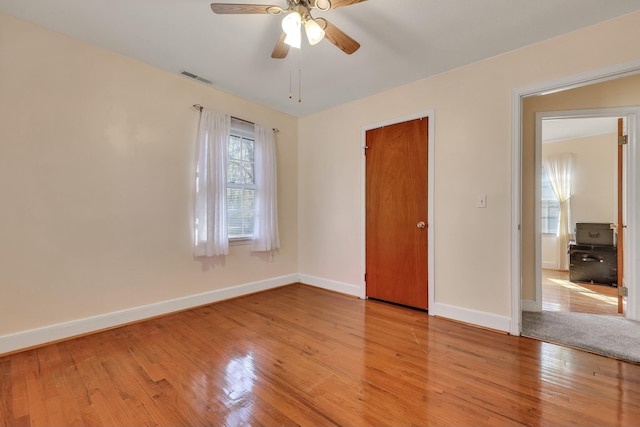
[618,286,628,297]
[619,135,628,145]
[364,273,367,282]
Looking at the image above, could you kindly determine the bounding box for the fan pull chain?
[289,68,293,99]
[287,53,302,103]
[297,47,302,103]
[298,67,302,103]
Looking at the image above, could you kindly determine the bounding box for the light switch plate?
[477,194,487,208]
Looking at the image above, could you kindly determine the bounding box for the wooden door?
[365,118,428,309]
[617,118,625,314]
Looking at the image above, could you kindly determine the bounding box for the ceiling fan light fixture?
[304,18,325,45]
[209,0,365,57]
[284,30,301,49]
[282,11,302,48]
[282,11,301,35]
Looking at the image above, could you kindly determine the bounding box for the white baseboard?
[429,302,511,333]
[1,272,535,354]
[298,274,363,298]
[0,273,298,356]
[300,276,512,332]
[521,299,541,312]
[542,261,558,269]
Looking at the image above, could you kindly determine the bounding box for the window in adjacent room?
[541,168,560,234]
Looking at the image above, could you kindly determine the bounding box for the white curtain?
[194,108,231,257]
[251,124,280,252]
[543,153,574,270]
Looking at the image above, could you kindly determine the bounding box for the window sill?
[229,237,251,246]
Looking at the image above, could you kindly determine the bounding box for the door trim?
[511,58,640,335]
[361,110,435,310]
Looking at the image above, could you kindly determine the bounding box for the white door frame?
[511,59,640,335]
[360,110,436,311]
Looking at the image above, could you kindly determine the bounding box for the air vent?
[180,70,213,85]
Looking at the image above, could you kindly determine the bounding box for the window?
[541,168,560,234]
[194,108,279,257]
[227,118,255,239]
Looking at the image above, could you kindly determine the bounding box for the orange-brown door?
[617,118,625,314]
[365,118,428,309]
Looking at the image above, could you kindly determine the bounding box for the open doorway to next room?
[540,116,623,316]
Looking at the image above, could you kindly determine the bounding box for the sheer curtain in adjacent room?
[543,153,574,270]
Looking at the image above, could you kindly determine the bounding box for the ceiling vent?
[180,70,213,85]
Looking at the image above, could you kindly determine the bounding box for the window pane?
[542,200,560,234]
[227,188,244,237]
[229,136,242,160]
[228,160,242,184]
[242,189,255,236]
[227,187,255,238]
[541,176,555,201]
[241,161,254,185]
[541,169,560,234]
[242,139,254,163]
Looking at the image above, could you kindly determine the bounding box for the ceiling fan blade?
[327,0,367,10]
[210,3,282,14]
[316,18,360,55]
[271,32,290,59]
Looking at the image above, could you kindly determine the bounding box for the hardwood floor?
[2,283,640,426]
[542,269,621,315]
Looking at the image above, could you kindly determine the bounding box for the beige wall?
[0,13,298,337]
[522,74,640,300]
[299,11,640,324]
[545,133,618,229]
[541,133,618,269]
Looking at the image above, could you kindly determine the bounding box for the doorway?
[511,64,640,336]
[538,114,623,316]
[520,105,640,359]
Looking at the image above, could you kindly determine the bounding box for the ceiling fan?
[210,0,366,58]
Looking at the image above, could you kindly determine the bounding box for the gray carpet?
[522,311,640,364]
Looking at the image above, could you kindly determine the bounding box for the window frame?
[227,118,256,242]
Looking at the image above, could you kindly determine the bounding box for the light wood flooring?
[541,269,622,315]
[2,283,640,426]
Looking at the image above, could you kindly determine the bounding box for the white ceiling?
[543,117,619,143]
[2,0,640,118]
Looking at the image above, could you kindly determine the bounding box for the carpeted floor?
[522,310,640,364]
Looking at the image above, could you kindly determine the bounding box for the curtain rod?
[192,104,279,133]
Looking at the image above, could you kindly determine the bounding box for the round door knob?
[417,221,426,229]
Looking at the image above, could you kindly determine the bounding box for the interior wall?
[541,132,617,269]
[564,134,618,228]
[298,11,640,327]
[0,12,298,338]
[522,74,640,301]
[541,235,559,270]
